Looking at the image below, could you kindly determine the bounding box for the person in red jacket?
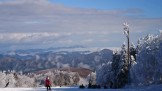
[45,76,51,91]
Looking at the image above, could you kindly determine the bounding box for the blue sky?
[0,0,162,51]
[51,0,162,18]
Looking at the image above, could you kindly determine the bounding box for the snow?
[54,47,117,53]
[0,84,162,91]
[78,77,88,85]
[130,34,162,86]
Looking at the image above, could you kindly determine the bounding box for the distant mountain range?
[0,46,113,73]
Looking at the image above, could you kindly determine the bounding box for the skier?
[45,76,51,91]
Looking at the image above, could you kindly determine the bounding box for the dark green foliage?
[88,83,92,88]
[96,85,101,89]
[110,43,137,88]
[79,84,85,89]
[104,85,107,89]
[111,49,129,88]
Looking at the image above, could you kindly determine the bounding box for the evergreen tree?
[115,43,129,88]
[136,39,141,54]
[131,34,162,86]
[130,42,137,61]
[96,44,130,88]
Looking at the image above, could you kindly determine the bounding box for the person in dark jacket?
[45,76,51,91]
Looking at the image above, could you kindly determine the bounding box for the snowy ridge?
[0,47,113,73]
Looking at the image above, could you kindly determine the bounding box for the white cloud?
[84,39,93,42]
[0,32,61,43]
[58,39,74,44]
[0,0,161,51]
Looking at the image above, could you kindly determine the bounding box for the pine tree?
[130,42,137,61]
[136,39,141,54]
[111,50,121,88]
[115,43,129,88]
[131,33,162,86]
[96,60,112,86]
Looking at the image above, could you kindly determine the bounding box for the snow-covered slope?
[1,84,162,91]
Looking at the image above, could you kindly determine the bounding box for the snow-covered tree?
[15,74,36,87]
[130,42,136,61]
[96,43,131,88]
[73,72,80,85]
[35,70,80,86]
[114,43,129,88]
[6,73,16,87]
[87,72,96,85]
[0,71,36,88]
[96,61,112,86]
[131,34,162,86]
[136,39,141,54]
[0,72,6,87]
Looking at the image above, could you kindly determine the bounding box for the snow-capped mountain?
[0,46,113,73]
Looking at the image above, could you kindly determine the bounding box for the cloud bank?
[0,0,162,51]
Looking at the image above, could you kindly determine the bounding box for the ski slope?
[0,84,162,91]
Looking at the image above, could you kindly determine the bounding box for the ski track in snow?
[0,85,162,91]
